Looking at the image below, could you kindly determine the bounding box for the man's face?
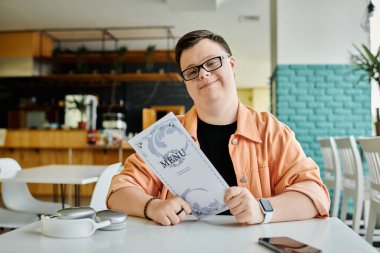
[180,39,236,106]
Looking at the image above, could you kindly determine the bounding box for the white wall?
[277,0,369,64]
[0,0,272,87]
[371,0,380,122]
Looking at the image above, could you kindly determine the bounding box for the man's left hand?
[224,186,264,225]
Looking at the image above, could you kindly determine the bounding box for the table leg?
[60,184,66,209]
[53,184,58,202]
[75,184,80,206]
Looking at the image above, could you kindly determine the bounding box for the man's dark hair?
[175,30,232,71]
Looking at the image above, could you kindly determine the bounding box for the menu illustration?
[128,112,229,219]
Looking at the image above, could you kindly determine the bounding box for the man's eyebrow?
[183,55,218,70]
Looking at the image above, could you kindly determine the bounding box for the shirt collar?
[235,102,262,143]
[181,102,262,144]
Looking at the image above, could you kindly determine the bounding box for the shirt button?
[232,138,238,145]
[240,176,247,183]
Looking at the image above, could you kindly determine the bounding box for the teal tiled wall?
[272,64,372,180]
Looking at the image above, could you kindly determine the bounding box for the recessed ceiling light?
[238,15,260,22]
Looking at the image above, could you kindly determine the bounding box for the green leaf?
[352,44,380,85]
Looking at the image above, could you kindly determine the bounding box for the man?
[107,30,330,226]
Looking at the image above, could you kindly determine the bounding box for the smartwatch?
[258,198,273,224]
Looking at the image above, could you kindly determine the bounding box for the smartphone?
[258,236,322,253]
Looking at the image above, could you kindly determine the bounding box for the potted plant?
[76,45,89,73]
[114,46,128,74]
[144,44,156,73]
[51,47,61,74]
[352,44,380,135]
[66,95,88,129]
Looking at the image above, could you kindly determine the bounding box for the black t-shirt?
[197,117,238,215]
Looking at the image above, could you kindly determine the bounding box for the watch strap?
[258,198,273,224]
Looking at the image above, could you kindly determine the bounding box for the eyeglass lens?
[182,56,224,81]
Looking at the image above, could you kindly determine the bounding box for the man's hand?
[224,186,264,225]
[146,197,192,226]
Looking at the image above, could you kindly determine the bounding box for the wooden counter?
[0,130,135,196]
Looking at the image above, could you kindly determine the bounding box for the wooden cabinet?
[0,130,135,197]
[0,32,53,77]
[0,29,181,82]
[0,32,53,58]
[4,130,87,148]
[143,105,185,129]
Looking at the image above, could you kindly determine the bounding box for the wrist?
[144,196,159,220]
[258,198,274,224]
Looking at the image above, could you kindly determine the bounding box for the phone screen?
[258,237,321,253]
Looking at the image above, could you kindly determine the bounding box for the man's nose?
[198,66,210,79]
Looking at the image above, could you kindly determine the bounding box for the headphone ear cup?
[41,215,110,238]
[95,210,128,231]
[56,207,96,220]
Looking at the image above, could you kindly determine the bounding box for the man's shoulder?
[242,105,284,129]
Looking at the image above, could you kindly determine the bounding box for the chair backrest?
[358,137,380,192]
[0,208,39,229]
[319,137,341,183]
[90,162,122,211]
[0,158,37,210]
[319,137,342,217]
[335,136,364,189]
[0,158,21,179]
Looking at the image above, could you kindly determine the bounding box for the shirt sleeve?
[107,153,164,202]
[273,124,331,218]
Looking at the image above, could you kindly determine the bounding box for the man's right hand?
[146,197,191,226]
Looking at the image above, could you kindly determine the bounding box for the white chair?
[319,137,342,217]
[335,136,370,233]
[0,208,39,229]
[358,137,380,243]
[89,162,122,211]
[0,158,65,215]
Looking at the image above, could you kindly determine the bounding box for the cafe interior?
[0,0,380,252]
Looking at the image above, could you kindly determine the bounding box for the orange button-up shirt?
[107,103,330,217]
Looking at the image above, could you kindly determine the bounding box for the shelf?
[39,73,182,82]
[55,50,175,64]
[1,73,182,83]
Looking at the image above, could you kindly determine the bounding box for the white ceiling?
[0,0,271,87]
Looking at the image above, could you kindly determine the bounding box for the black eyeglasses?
[181,55,230,81]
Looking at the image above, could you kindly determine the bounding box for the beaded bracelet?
[144,196,159,220]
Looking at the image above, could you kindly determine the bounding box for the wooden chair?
[358,137,380,243]
[318,137,342,217]
[335,136,370,233]
[142,105,185,129]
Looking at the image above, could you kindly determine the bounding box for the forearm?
[108,187,153,218]
[268,191,318,223]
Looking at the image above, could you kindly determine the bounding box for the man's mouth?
[200,79,218,89]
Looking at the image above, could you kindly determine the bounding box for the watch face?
[259,198,273,212]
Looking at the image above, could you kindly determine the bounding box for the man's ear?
[229,56,236,72]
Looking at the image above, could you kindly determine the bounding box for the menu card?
[128,112,229,219]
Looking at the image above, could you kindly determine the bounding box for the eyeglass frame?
[180,55,231,81]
